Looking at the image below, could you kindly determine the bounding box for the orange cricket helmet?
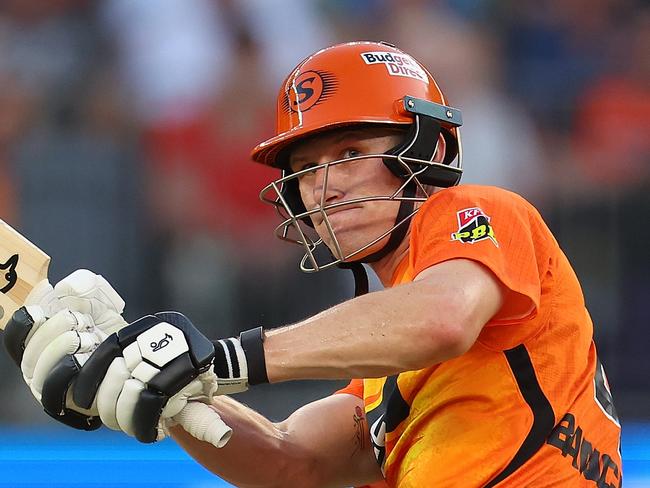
[253,41,463,292]
[251,40,462,171]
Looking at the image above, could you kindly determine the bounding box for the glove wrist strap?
[239,327,268,385]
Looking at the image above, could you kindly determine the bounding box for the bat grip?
[172,401,233,448]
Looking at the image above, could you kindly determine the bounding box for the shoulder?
[414,185,541,227]
[408,184,555,257]
[423,184,533,209]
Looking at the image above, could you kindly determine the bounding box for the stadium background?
[0,0,647,486]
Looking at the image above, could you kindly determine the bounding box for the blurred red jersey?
[337,185,622,487]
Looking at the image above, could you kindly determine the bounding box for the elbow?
[424,321,472,364]
[238,458,321,488]
[409,299,482,368]
[269,459,322,488]
[245,424,322,488]
[444,320,478,357]
[274,453,322,488]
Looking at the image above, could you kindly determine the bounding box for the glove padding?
[3,270,127,430]
[73,312,219,443]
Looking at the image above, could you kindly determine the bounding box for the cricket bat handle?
[173,401,233,448]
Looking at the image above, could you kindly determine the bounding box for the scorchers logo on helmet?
[360,51,429,84]
[281,70,338,113]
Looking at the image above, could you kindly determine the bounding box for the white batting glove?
[3,269,127,430]
[72,312,218,441]
[94,359,231,446]
[72,311,243,446]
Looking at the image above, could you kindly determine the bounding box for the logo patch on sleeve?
[450,207,498,247]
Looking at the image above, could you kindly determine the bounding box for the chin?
[325,232,392,261]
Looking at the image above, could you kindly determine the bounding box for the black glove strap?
[239,327,268,385]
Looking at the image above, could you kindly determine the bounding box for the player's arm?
[170,393,382,488]
[265,258,504,381]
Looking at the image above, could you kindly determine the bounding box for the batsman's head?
[252,41,463,273]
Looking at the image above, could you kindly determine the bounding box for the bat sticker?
[0,254,19,294]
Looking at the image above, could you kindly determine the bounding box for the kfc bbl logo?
[451,207,498,247]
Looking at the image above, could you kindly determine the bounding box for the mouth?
[311,205,362,227]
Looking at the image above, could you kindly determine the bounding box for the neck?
[369,229,411,287]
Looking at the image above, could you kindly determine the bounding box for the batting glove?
[3,269,127,430]
[72,313,268,443]
[73,312,213,442]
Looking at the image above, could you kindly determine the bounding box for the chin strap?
[337,183,417,297]
[358,184,417,264]
[337,262,369,297]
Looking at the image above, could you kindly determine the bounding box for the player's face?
[288,127,405,260]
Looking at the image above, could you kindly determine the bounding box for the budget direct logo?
[451,207,498,247]
[282,70,338,113]
[360,51,429,83]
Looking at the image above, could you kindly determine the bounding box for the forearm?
[170,394,379,488]
[265,284,449,382]
[264,260,501,382]
[170,396,316,488]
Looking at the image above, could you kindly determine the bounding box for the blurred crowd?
[0,0,647,423]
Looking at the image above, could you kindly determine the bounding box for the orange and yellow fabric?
[337,185,622,487]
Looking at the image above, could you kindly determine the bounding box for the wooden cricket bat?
[0,219,51,328]
[0,219,232,447]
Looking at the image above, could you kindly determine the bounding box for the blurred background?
[0,0,648,486]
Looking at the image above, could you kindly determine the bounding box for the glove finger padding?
[134,377,210,444]
[24,279,61,313]
[54,269,125,316]
[36,331,103,413]
[55,270,127,335]
[3,277,64,367]
[75,311,216,443]
[28,312,99,393]
[132,387,169,443]
[96,357,131,431]
[30,330,81,399]
[21,310,89,382]
[29,324,104,431]
[116,378,146,437]
[4,306,103,431]
[41,355,102,431]
[3,307,40,368]
[73,333,123,409]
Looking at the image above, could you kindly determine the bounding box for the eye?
[296,162,318,179]
[343,148,362,159]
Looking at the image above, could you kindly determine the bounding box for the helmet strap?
[336,182,417,297]
[337,261,369,297]
[358,182,416,264]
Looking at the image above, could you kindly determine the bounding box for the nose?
[312,160,346,205]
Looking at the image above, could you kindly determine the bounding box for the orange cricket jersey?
[337,185,622,487]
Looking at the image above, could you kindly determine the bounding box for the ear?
[434,133,446,163]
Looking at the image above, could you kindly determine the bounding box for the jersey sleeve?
[410,186,552,324]
[335,379,364,399]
